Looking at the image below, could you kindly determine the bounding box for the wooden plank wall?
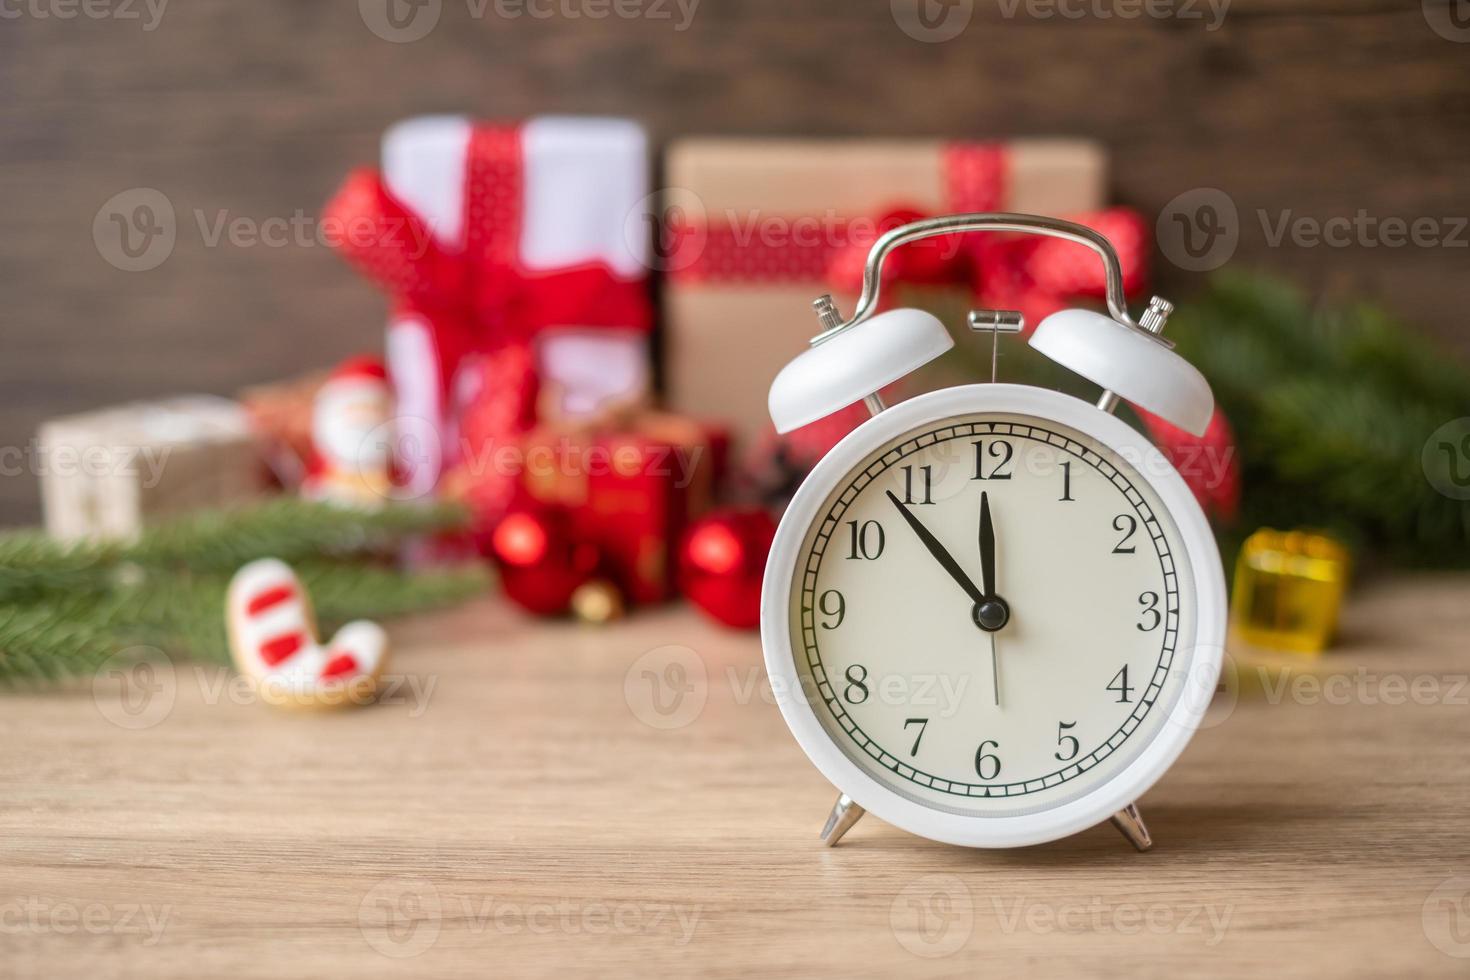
[1,0,1466,523]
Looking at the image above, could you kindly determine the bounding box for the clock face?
[786,411,1199,818]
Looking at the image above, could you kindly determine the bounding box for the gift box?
[240,369,329,489]
[517,411,727,604]
[1231,529,1350,656]
[39,397,268,542]
[661,138,1147,447]
[325,115,655,510]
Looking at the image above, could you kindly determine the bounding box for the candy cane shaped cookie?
[226,559,388,709]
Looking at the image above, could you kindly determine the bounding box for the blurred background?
[1,0,1467,526]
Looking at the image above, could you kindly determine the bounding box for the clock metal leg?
[1110,802,1153,852]
[820,793,866,846]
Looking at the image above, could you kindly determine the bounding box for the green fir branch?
[0,499,485,684]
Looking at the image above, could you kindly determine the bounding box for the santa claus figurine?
[303,356,394,508]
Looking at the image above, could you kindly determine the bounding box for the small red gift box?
[519,412,727,605]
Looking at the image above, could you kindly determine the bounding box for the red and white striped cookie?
[226,558,388,709]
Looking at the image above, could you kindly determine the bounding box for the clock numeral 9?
[818,589,846,629]
[1054,721,1080,762]
[900,464,934,505]
[842,664,869,704]
[1136,591,1161,632]
[1112,514,1138,554]
[974,740,1001,780]
[972,439,1014,480]
[844,520,885,560]
[1107,665,1134,704]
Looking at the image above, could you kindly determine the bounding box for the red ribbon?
[822,205,1149,330]
[666,143,1148,332]
[324,124,652,506]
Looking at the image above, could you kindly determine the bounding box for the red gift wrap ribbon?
[666,143,1148,331]
[324,124,652,512]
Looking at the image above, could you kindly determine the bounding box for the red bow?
[323,125,651,511]
[825,206,1149,330]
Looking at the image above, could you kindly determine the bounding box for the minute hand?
[885,491,986,606]
[979,490,996,599]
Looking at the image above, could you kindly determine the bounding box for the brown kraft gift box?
[661,138,1109,448]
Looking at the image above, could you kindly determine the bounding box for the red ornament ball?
[679,509,777,630]
[488,505,599,616]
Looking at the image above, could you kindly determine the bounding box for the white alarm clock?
[760,214,1226,850]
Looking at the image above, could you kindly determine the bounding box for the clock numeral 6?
[1107,665,1135,704]
[1112,514,1138,554]
[972,439,1014,480]
[1137,591,1161,632]
[844,520,885,560]
[842,664,869,704]
[1054,721,1080,762]
[974,740,1001,780]
[818,589,846,629]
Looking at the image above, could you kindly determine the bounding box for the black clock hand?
[972,492,1011,636]
[977,491,1007,706]
[884,490,985,606]
[979,491,996,599]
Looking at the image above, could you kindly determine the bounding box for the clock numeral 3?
[1054,721,1080,762]
[818,589,846,629]
[842,664,869,704]
[1137,591,1161,631]
[1107,665,1135,704]
[974,740,1002,780]
[1112,514,1138,554]
[972,439,1014,481]
[903,718,928,757]
[844,520,885,560]
[900,465,935,505]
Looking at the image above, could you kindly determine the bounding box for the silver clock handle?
[809,212,1134,347]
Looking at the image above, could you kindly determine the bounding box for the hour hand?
[885,491,985,606]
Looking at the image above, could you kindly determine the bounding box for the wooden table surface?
[3,574,1469,978]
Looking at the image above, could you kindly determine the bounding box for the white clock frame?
[760,383,1227,849]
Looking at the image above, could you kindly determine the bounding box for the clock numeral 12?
[844,520,885,560]
[900,465,934,505]
[972,439,1014,480]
